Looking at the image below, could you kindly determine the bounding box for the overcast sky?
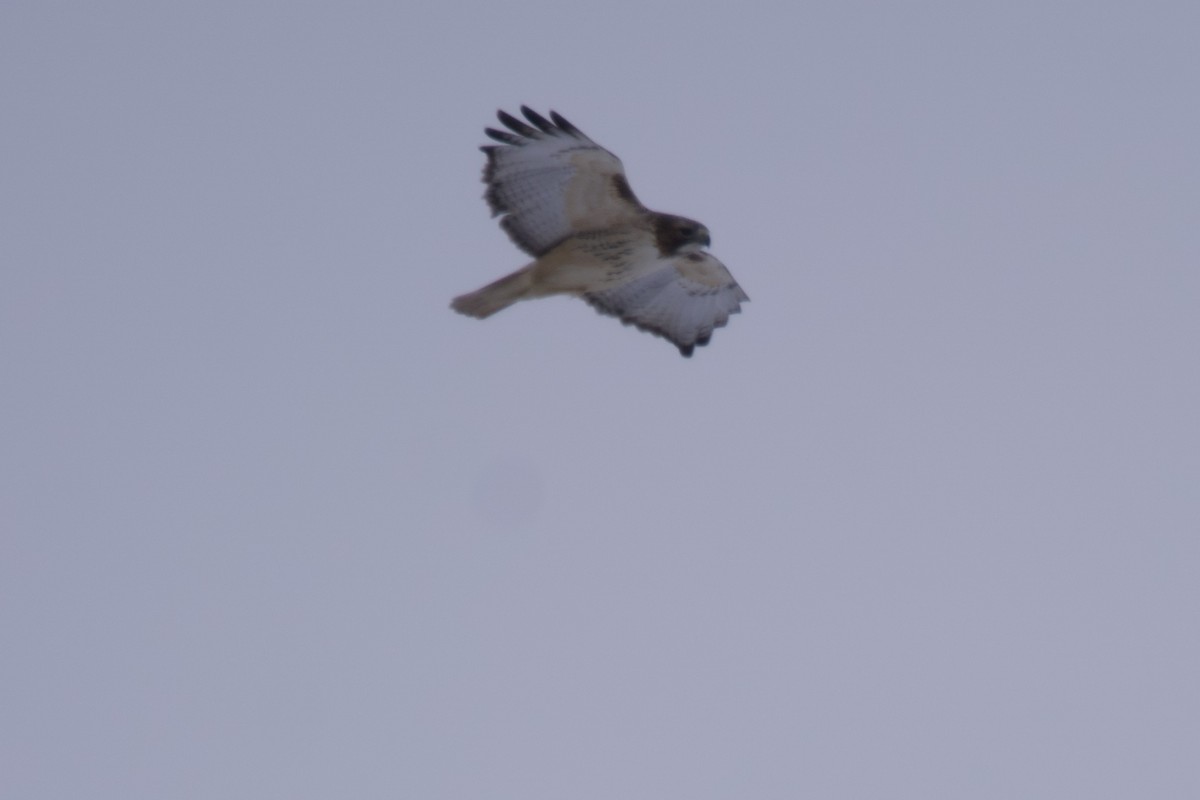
[3,2,1198,798]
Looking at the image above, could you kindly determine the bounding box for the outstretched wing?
[583,252,750,357]
[482,106,646,257]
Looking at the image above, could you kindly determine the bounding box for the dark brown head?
[653,214,711,256]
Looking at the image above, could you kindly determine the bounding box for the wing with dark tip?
[583,251,749,357]
[481,106,645,256]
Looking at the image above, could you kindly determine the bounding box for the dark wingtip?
[496,109,539,139]
[549,110,584,138]
[520,106,558,134]
[678,343,695,357]
[484,127,522,145]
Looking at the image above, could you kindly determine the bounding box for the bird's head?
[655,214,711,254]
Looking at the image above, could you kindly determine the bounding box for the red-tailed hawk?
[451,106,748,357]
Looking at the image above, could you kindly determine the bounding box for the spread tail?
[451,266,534,319]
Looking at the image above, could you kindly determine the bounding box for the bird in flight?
[451,106,748,357]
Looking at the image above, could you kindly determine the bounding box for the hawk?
[451,106,748,357]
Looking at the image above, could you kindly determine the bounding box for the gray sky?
[3,2,1198,798]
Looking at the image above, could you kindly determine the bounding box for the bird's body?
[451,106,748,357]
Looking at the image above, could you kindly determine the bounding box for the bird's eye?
[680,226,694,236]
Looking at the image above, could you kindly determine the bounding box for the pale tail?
[450,267,534,318]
